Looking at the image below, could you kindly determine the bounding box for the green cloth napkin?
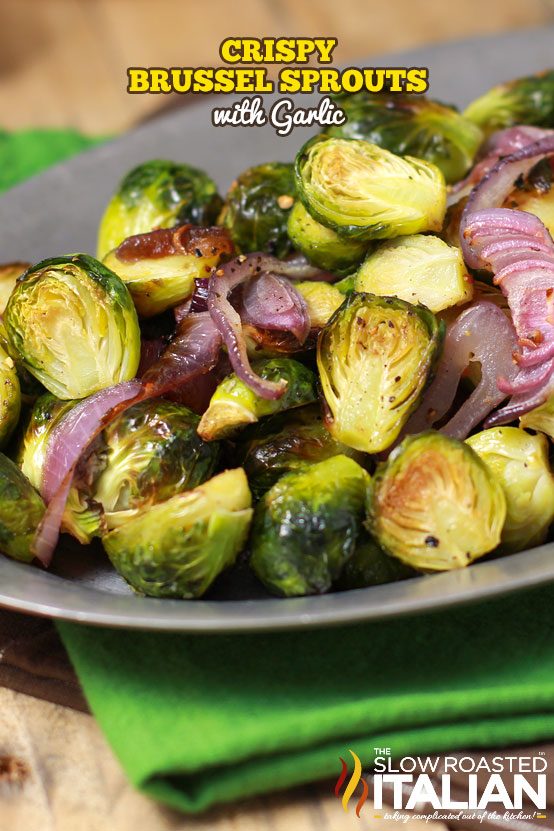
[5,129,554,814]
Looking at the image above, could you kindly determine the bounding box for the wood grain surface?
[1,2,554,828]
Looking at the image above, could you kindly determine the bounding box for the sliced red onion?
[240,273,310,344]
[138,338,166,377]
[405,302,518,440]
[34,380,143,566]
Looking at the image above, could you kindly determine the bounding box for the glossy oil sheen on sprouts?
[317,293,443,453]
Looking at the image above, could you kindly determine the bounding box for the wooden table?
[1,1,554,827]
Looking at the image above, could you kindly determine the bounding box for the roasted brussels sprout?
[369,432,506,571]
[250,455,368,597]
[520,395,554,438]
[103,224,234,317]
[335,531,415,590]
[287,201,369,274]
[219,162,296,258]
[294,135,446,241]
[293,281,344,329]
[464,71,554,136]
[5,255,141,400]
[502,160,554,238]
[97,159,223,260]
[317,293,443,453]
[198,358,317,441]
[0,262,29,315]
[17,393,75,490]
[325,93,483,184]
[103,468,252,598]
[0,340,20,448]
[238,404,364,499]
[0,453,45,563]
[355,234,473,313]
[467,427,554,553]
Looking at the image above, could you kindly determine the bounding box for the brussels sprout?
[17,393,75,491]
[293,281,345,329]
[294,135,446,241]
[103,468,253,598]
[250,455,368,597]
[198,358,317,441]
[0,319,45,405]
[5,255,141,400]
[97,159,223,260]
[520,395,554,438]
[238,404,364,499]
[355,234,473,313]
[0,340,20,448]
[0,262,29,315]
[287,201,369,274]
[503,160,554,238]
[464,71,554,136]
[219,162,296,258]
[325,93,483,184]
[0,453,45,563]
[103,224,234,317]
[317,293,444,453]
[369,432,506,571]
[335,531,416,590]
[467,427,554,553]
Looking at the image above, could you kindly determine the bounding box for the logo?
[334,750,369,817]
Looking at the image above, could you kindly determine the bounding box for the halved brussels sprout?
[467,427,554,553]
[97,159,223,260]
[369,432,506,571]
[0,319,45,405]
[502,160,554,238]
[17,393,75,491]
[317,293,444,453]
[198,358,317,441]
[335,530,415,590]
[294,135,446,241]
[0,340,20,448]
[464,71,554,136]
[250,455,368,597]
[103,468,253,598]
[103,224,234,317]
[218,162,296,258]
[520,395,554,438]
[0,262,29,315]
[293,281,345,329]
[0,453,45,563]
[5,255,141,400]
[325,93,483,184]
[287,201,369,274]
[355,235,473,313]
[238,404,364,500]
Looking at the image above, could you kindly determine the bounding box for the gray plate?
[1,27,554,631]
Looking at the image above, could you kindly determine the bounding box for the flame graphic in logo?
[334,750,369,817]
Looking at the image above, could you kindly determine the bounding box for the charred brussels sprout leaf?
[335,531,416,590]
[103,469,252,598]
[369,432,506,571]
[0,341,20,448]
[198,358,317,441]
[103,224,234,317]
[467,427,554,553]
[317,293,444,453]
[5,255,141,400]
[219,162,296,257]
[464,71,554,136]
[287,201,369,274]
[294,135,446,241]
[238,404,364,499]
[355,234,473,313]
[0,454,45,563]
[325,93,483,184]
[520,395,554,438]
[0,262,29,315]
[294,281,346,330]
[251,455,368,596]
[97,159,223,259]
